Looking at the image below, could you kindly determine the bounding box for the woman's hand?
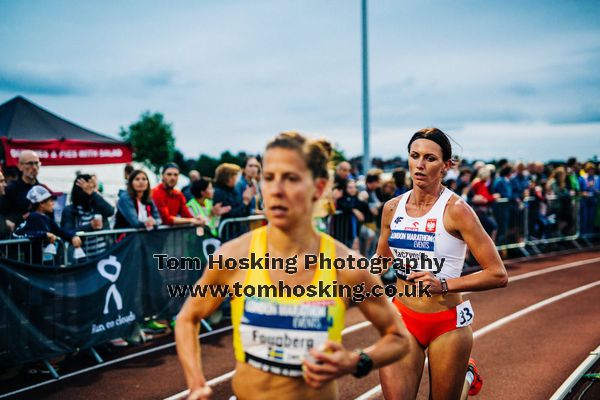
[76,178,94,195]
[190,217,206,227]
[302,341,358,388]
[71,236,82,248]
[90,218,103,230]
[212,202,231,216]
[187,384,212,400]
[472,194,487,204]
[406,271,443,295]
[145,217,157,229]
[46,232,57,243]
[352,209,365,222]
[332,188,343,200]
[242,186,256,205]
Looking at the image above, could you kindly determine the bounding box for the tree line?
[120,111,364,179]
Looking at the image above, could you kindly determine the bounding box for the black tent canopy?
[0,96,131,166]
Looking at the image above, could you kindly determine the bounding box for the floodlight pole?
[361,0,371,174]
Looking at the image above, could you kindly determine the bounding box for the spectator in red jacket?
[470,165,499,240]
[152,163,204,227]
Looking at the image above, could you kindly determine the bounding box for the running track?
[4,249,600,400]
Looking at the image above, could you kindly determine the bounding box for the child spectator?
[187,178,231,237]
[13,186,82,264]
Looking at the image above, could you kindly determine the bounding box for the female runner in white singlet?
[376,128,508,400]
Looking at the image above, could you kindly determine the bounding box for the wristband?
[440,278,448,295]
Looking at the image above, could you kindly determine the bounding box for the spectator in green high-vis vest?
[187,178,231,237]
[566,157,581,194]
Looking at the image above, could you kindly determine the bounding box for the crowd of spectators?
[325,156,599,257]
[0,152,269,246]
[0,151,598,259]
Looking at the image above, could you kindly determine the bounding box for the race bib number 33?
[456,300,474,328]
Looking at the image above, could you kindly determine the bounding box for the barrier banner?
[0,228,220,366]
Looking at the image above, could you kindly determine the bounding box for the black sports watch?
[353,350,373,378]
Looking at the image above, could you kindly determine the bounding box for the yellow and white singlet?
[231,226,346,377]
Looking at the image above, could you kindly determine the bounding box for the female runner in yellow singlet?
[176,132,410,400]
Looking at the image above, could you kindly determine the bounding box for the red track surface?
[4,250,600,400]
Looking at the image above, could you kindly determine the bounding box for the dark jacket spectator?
[334,180,368,249]
[214,163,251,241]
[235,157,262,213]
[334,161,352,188]
[214,164,251,220]
[61,174,115,258]
[0,170,14,239]
[4,151,44,225]
[365,171,384,229]
[114,170,161,229]
[182,170,201,202]
[392,168,409,196]
[510,163,529,201]
[492,166,513,199]
[455,168,473,198]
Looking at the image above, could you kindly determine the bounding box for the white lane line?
[461,256,600,295]
[549,343,600,400]
[354,280,600,400]
[508,257,600,283]
[472,280,600,338]
[342,321,372,335]
[0,326,233,399]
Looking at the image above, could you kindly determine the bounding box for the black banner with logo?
[0,228,220,366]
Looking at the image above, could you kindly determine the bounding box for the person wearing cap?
[152,163,205,227]
[4,150,49,226]
[13,185,82,264]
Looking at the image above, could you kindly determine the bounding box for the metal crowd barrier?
[218,215,268,242]
[325,211,355,248]
[491,195,588,255]
[0,237,67,267]
[0,225,198,268]
[2,193,597,265]
[492,198,527,250]
[216,212,359,250]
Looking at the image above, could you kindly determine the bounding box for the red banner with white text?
[1,138,133,166]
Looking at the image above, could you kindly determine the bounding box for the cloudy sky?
[1,0,599,162]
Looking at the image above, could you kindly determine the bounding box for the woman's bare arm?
[175,236,247,398]
[444,197,508,292]
[302,247,409,387]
